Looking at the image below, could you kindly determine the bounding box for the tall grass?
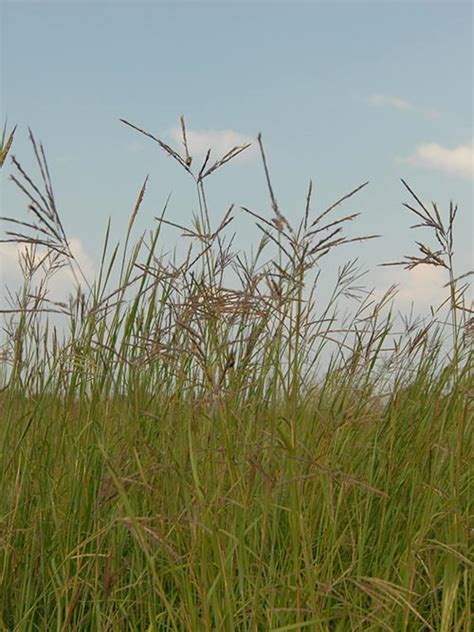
[0,120,472,631]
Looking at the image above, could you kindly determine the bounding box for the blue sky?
[1,0,472,314]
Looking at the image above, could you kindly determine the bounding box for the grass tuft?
[0,119,472,631]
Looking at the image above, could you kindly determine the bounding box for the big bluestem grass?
[0,119,472,631]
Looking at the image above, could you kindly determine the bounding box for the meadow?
[0,120,472,631]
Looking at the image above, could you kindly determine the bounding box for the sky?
[1,0,473,318]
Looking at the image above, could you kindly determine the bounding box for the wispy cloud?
[127,139,147,154]
[401,141,474,180]
[368,93,440,119]
[168,127,256,163]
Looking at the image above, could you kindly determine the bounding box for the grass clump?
[0,119,472,631]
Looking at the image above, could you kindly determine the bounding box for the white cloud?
[377,265,449,315]
[368,93,439,119]
[168,126,256,163]
[402,142,474,180]
[0,238,95,302]
[68,238,96,281]
[395,266,448,307]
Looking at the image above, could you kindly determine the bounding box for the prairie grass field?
[0,122,472,631]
